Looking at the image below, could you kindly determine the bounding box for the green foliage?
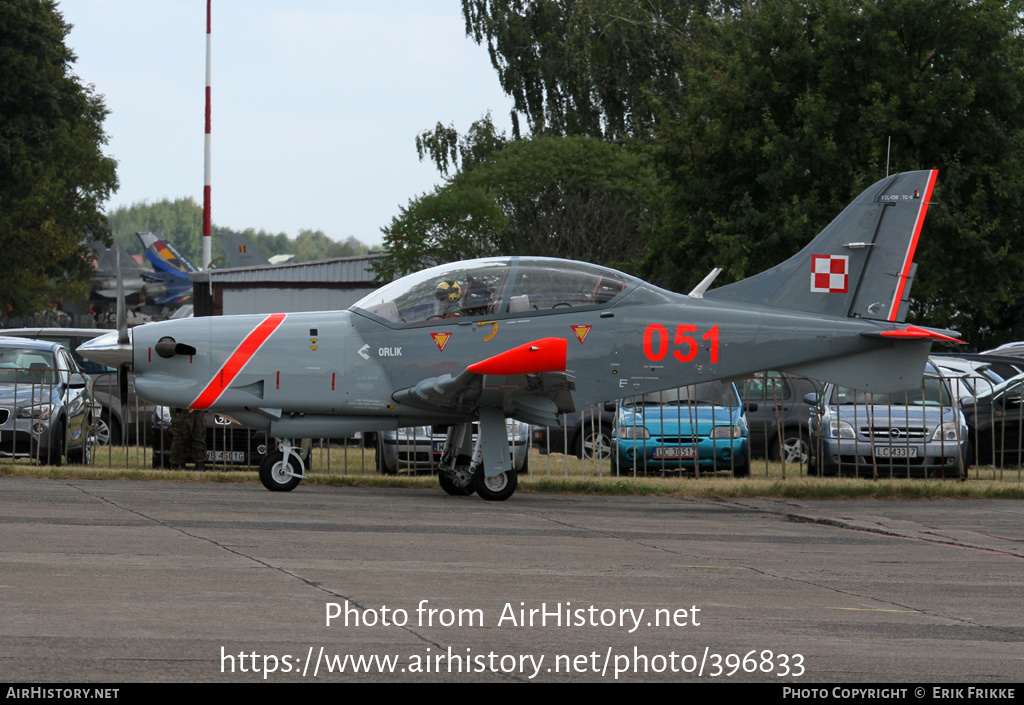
[108,199,369,266]
[108,198,203,257]
[375,135,663,281]
[461,0,732,138]
[386,0,1024,347]
[0,0,118,317]
[416,112,508,176]
[643,0,1024,348]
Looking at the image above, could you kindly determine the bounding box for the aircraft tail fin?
[705,170,938,323]
[137,231,199,276]
[216,231,270,268]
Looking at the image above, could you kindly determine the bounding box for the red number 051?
[643,324,719,363]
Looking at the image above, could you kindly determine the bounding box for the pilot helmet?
[435,280,462,303]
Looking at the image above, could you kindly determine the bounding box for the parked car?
[806,366,968,478]
[0,327,155,445]
[959,372,1024,468]
[930,355,1005,399]
[531,404,615,459]
[960,349,1024,380]
[0,336,94,464]
[150,405,279,469]
[737,371,818,464]
[377,421,530,475]
[611,381,750,476]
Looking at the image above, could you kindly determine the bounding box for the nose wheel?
[259,440,305,492]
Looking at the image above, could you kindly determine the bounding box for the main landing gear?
[437,412,519,501]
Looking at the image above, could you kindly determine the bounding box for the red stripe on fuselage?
[190,313,286,410]
[888,170,938,321]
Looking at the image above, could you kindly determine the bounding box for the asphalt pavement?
[1,477,1022,682]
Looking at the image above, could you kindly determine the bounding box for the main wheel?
[439,455,475,496]
[259,450,303,492]
[472,467,518,501]
[439,472,474,496]
[733,453,751,477]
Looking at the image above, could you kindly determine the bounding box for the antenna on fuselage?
[688,268,723,299]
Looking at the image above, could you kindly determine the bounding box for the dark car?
[960,372,1024,467]
[0,336,94,464]
[531,404,615,460]
[737,371,819,464]
[0,327,155,445]
[150,405,274,469]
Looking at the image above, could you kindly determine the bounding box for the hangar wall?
[221,287,369,314]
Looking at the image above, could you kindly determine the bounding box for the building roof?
[189,253,383,286]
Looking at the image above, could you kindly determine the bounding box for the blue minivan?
[611,381,750,476]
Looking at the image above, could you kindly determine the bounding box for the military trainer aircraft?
[80,170,958,500]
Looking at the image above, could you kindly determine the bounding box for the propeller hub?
[78,330,133,369]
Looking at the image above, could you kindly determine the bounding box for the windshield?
[985,373,1024,401]
[0,348,58,385]
[352,257,635,326]
[831,377,952,406]
[622,381,740,408]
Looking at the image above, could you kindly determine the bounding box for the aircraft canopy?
[352,257,637,327]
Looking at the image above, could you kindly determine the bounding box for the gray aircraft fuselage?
[119,284,934,439]
[78,171,957,498]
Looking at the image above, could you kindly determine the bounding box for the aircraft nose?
[78,329,133,368]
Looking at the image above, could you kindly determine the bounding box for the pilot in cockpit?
[435,280,463,317]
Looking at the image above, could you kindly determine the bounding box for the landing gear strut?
[436,415,519,500]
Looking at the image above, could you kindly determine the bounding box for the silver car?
[377,422,529,475]
[807,367,968,478]
[0,327,156,445]
[0,337,94,464]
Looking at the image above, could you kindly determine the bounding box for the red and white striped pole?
[202,0,212,269]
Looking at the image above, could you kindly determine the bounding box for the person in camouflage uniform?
[170,408,207,470]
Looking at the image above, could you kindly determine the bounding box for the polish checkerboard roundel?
[811,255,848,293]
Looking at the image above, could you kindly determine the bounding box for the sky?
[60,0,516,248]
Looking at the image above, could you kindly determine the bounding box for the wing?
[391,338,576,426]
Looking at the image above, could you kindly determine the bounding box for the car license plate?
[653,446,696,459]
[207,450,245,462]
[875,446,917,458]
[433,441,443,453]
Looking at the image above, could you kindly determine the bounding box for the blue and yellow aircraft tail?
[136,231,196,305]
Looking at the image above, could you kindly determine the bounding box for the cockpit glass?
[352,257,636,326]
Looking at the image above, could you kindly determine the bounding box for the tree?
[416,112,508,176]
[375,135,663,282]
[0,0,117,317]
[461,0,732,139]
[108,198,204,258]
[108,199,370,266]
[643,0,1024,349]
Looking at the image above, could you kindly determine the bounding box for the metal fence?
[3,369,1023,482]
